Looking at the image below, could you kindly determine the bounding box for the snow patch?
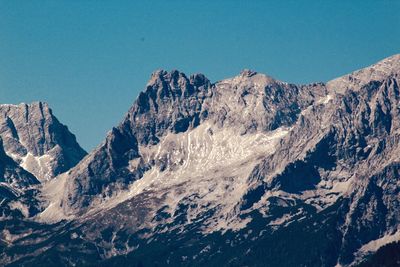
[20,153,53,182]
[317,94,333,104]
[70,122,289,233]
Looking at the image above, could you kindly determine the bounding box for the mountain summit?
[0,102,87,181]
[1,55,400,267]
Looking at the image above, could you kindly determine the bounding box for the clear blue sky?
[1,1,399,151]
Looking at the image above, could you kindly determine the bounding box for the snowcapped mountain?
[1,54,400,266]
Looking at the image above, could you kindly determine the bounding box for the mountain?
[0,102,86,237]
[1,55,400,266]
[50,69,322,217]
[0,102,87,182]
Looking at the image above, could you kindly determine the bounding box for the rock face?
[1,55,400,267]
[0,102,87,181]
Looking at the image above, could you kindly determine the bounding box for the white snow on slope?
[19,153,53,182]
[317,94,333,104]
[134,122,288,233]
[38,122,289,232]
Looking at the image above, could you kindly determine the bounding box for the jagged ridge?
[1,54,400,267]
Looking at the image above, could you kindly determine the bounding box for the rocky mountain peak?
[0,101,87,181]
[128,70,212,142]
[240,69,258,77]
[56,71,214,213]
[189,73,209,87]
[222,70,280,91]
[145,69,210,98]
